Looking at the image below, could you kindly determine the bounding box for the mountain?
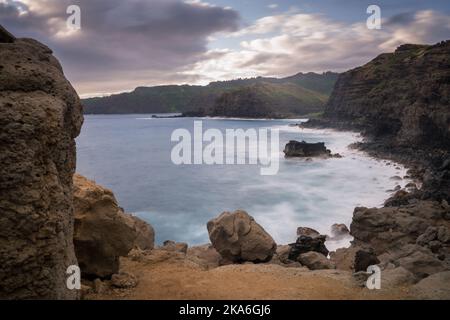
[324,41,450,150]
[82,72,339,116]
[308,40,450,201]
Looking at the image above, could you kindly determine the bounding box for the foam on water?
[77,115,411,250]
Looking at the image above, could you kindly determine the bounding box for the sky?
[1,0,449,97]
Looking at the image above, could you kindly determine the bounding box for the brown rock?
[0,36,83,299]
[297,252,335,270]
[160,240,188,254]
[73,174,155,278]
[111,272,138,289]
[207,210,277,263]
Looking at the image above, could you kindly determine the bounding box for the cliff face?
[325,41,450,149]
[0,37,83,299]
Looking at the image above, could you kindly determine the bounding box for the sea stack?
[0,29,83,299]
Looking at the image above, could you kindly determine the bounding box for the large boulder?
[410,271,450,300]
[0,36,83,299]
[207,210,276,263]
[284,140,331,158]
[73,174,154,278]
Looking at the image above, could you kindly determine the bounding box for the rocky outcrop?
[73,174,155,278]
[350,201,450,256]
[284,141,333,158]
[207,210,277,263]
[0,35,83,299]
[289,228,329,260]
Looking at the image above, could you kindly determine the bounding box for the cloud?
[267,4,278,9]
[0,0,240,96]
[183,10,450,83]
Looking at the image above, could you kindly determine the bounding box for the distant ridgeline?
[82,72,339,118]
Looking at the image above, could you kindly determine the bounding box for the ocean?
[76,115,409,250]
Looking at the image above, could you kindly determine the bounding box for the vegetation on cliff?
[82,72,338,116]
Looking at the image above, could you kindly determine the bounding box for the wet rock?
[0,35,83,299]
[207,210,277,263]
[297,252,335,270]
[284,140,332,158]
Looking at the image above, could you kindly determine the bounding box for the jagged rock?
[111,272,138,289]
[416,227,438,246]
[73,174,155,278]
[288,233,329,261]
[161,240,188,254]
[284,140,332,158]
[297,252,335,270]
[0,35,83,299]
[396,248,447,279]
[354,249,380,272]
[437,226,450,243]
[207,210,277,263]
[410,271,450,300]
[350,201,450,254]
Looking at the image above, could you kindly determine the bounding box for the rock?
[416,226,438,246]
[330,223,350,239]
[93,279,106,294]
[330,246,359,271]
[284,140,332,158]
[161,240,188,254]
[353,271,370,288]
[437,226,450,243]
[297,227,321,238]
[73,174,155,278]
[288,235,329,260]
[382,267,417,288]
[207,210,277,263]
[0,35,83,299]
[350,201,449,254]
[354,249,380,272]
[186,245,221,269]
[396,248,447,279]
[297,252,335,270]
[111,272,138,289]
[410,271,450,299]
[0,25,16,43]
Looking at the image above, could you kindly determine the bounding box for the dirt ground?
[85,256,413,300]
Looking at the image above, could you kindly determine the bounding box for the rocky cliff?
[0,34,83,299]
[311,40,450,200]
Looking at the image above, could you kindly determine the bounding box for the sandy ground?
[85,257,413,300]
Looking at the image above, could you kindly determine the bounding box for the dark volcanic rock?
[354,249,380,272]
[284,140,332,157]
[0,36,83,299]
[288,235,329,260]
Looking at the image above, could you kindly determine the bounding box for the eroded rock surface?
[207,210,277,263]
[0,37,83,299]
[73,174,155,278]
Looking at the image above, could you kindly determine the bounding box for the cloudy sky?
[1,0,450,97]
